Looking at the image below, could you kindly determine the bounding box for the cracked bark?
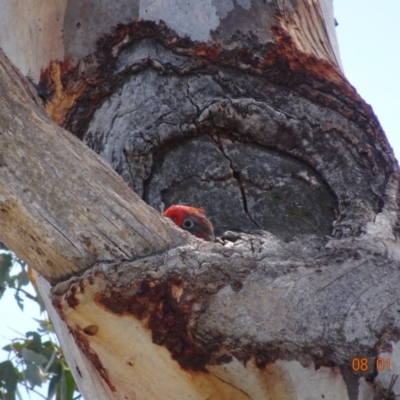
[1,1,399,399]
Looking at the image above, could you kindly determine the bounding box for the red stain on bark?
[95,277,214,371]
[71,328,117,392]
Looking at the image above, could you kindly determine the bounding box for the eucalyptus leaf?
[15,269,29,288]
[25,331,42,348]
[0,360,18,400]
[24,364,46,387]
[58,366,76,400]
[13,291,24,311]
[63,367,76,400]
[0,253,12,299]
[47,364,62,400]
[21,348,48,366]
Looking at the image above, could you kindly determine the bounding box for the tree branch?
[0,50,188,283]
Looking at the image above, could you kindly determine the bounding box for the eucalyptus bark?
[1,1,399,399]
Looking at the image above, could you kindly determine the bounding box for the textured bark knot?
[40,20,395,242]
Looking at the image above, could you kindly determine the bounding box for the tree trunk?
[0,1,399,399]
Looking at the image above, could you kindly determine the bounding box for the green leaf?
[2,342,23,353]
[59,368,67,400]
[0,253,12,300]
[64,368,76,400]
[0,360,18,400]
[21,348,48,366]
[47,364,62,400]
[58,366,76,400]
[13,291,24,311]
[0,253,12,281]
[24,364,47,388]
[33,318,55,334]
[15,270,29,289]
[25,331,42,351]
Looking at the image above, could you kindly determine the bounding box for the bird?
[164,205,214,241]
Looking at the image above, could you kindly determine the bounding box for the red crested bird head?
[164,205,214,241]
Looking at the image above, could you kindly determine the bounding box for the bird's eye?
[182,218,194,229]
